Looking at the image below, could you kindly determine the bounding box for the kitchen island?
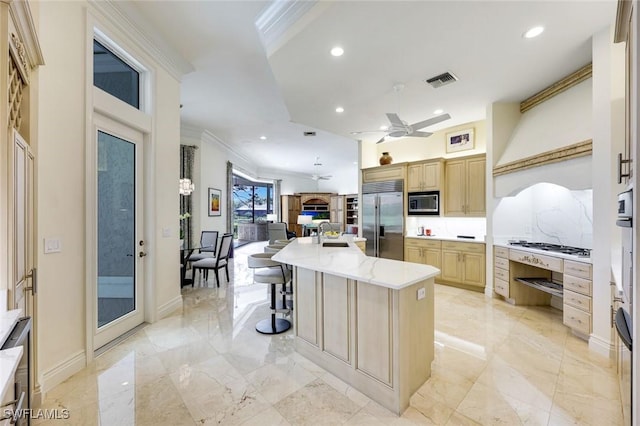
[272,237,439,415]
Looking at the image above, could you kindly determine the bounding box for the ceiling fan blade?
[376,136,387,144]
[351,130,384,135]
[385,113,404,128]
[408,131,433,138]
[409,113,451,131]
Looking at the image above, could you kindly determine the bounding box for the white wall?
[591,26,626,357]
[36,0,182,392]
[37,0,87,381]
[361,120,486,168]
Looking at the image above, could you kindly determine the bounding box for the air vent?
[425,71,458,88]
[304,131,316,136]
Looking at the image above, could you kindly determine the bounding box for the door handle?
[139,251,147,258]
[24,268,37,295]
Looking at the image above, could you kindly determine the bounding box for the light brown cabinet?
[345,195,358,227]
[330,195,344,231]
[405,238,484,290]
[281,195,302,237]
[407,159,443,192]
[404,238,441,273]
[444,155,486,216]
[562,260,592,335]
[362,163,407,183]
[440,241,485,289]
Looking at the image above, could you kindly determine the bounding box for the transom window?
[93,39,140,109]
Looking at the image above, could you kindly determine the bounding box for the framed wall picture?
[446,128,475,153]
[208,188,221,216]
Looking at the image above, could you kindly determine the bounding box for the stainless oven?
[408,191,439,215]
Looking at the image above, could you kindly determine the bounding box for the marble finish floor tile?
[36,241,623,425]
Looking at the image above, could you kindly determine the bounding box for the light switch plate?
[44,237,62,254]
[417,287,426,300]
[162,228,171,238]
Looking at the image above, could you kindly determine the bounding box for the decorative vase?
[379,152,393,165]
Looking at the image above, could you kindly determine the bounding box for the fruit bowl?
[324,231,340,239]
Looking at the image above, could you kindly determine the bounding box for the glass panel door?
[94,119,144,349]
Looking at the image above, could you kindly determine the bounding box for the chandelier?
[179,178,195,195]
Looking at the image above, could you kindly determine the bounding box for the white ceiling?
[117,0,616,182]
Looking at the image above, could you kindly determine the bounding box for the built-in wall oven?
[408,191,439,215]
[616,189,633,425]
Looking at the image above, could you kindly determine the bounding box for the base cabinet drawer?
[494,246,509,258]
[564,274,592,296]
[563,304,591,334]
[494,256,509,270]
[564,260,592,279]
[495,278,509,298]
[494,267,509,282]
[564,289,591,313]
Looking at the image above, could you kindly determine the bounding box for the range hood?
[494,77,592,197]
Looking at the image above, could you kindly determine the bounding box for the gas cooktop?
[507,240,591,258]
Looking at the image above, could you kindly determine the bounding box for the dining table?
[180,244,214,288]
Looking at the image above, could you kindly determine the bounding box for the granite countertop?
[0,347,23,403]
[0,310,22,346]
[0,309,23,405]
[406,235,486,244]
[273,237,439,290]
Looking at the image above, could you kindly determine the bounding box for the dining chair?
[192,233,233,287]
[188,231,218,264]
[267,222,288,244]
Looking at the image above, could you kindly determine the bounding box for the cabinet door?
[462,252,485,288]
[444,160,466,216]
[424,248,441,271]
[407,164,424,191]
[405,245,424,264]
[466,157,486,216]
[440,250,462,282]
[422,162,440,190]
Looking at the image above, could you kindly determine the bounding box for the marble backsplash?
[493,182,593,248]
[406,216,487,240]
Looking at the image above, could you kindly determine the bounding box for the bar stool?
[248,253,291,334]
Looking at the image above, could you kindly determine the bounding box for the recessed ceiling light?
[380,125,389,131]
[523,26,544,39]
[335,106,344,113]
[434,109,444,115]
[259,135,267,140]
[330,46,344,57]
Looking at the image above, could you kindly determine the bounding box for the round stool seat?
[248,252,292,335]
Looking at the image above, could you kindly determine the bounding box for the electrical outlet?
[417,287,426,300]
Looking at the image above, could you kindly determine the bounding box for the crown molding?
[88,0,193,81]
[180,125,255,169]
[492,140,592,177]
[520,63,592,113]
[255,0,324,56]
[8,0,45,67]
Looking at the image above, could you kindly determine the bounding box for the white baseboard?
[589,334,614,360]
[40,350,86,395]
[157,295,183,320]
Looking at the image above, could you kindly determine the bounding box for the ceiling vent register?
[425,71,458,88]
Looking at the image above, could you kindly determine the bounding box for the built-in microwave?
[408,191,439,215]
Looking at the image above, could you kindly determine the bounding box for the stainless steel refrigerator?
[362,180,404,260]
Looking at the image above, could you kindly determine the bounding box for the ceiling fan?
[310,157,332,181]
[352,112,451,144]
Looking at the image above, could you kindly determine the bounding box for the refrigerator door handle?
[379,225,385,238]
